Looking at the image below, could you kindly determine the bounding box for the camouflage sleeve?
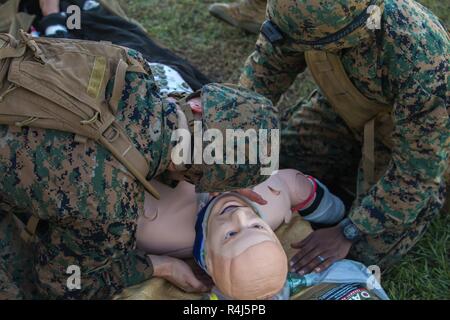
[348,41,449,235]
[3,129,158,299]
[34,187,155,298]
[239,34,307,104]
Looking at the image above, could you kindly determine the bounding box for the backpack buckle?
[19,215,40,244]
[80,111,100,125]
[18,30,46,64]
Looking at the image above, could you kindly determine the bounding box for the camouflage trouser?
[0,204,36,299]
[280,90,444,272]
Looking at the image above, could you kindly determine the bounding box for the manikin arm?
[253,169,345,229]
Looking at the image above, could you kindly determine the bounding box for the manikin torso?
[136,169,313,258]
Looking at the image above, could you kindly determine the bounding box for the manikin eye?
[224,231,238,240]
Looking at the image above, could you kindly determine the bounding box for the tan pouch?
[305,50,395,191]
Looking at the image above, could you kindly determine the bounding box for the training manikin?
[137,169,388,300]
[140,56,383,301]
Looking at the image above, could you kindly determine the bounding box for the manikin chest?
[136,180,199,258]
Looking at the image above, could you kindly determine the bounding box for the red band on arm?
[291,176,317,212]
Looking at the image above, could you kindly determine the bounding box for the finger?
[186,276,209,293]
[236,189,267,205]
[177,280,195,293]
[291,249,324,274]
[313,256,337,274]
[289,249,314,271]
[295,255,325,275]
[289,239,318,267]
[291,232,314,249]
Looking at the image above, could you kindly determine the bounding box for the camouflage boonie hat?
[183,83,279,193]
[267,0,384,50]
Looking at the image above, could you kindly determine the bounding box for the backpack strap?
[106,57,148,114]
[305,50,391,132]
[305,50,394,193]
[100,122,161,200]
[102,57,161,199]
[363,118,376,191]
[0,44,25,59]
[19,214,40,243]
[0,0,35,37]
[0,33,25,59]
[109,59,128,114]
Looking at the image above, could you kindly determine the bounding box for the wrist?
[147,254,172,278]
[338,218,362,243]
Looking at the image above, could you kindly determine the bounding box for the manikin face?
[206,195,278,256]
[204,194,288,299]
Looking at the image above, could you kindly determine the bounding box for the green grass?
[120,0,449,299]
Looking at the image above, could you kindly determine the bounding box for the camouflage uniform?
[240,0,449,270]
[0,49,278,299]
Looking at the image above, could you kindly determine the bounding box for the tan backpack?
[0,31,160,200]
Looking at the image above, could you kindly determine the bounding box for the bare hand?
[289,225,352,275]
[149,255,209,293]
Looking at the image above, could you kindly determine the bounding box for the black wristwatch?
[339,218,362,243]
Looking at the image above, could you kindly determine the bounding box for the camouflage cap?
[267,0,384,50]
[182,83,280,193]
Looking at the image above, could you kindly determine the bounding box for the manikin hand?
[149,255,209,293]
[289,225,352,275]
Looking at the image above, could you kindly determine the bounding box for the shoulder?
[383,0,449,60]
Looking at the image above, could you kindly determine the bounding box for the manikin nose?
[231,209,250,228]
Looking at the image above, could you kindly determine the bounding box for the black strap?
[297,182,325,217]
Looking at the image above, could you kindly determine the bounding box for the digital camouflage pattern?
[266,0,384,50]
[240,0,450,268]
[0,47,278,298]
[0,48,176,299]
[186,83,279,193]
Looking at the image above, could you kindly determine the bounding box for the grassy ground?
[120,0,449,299]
